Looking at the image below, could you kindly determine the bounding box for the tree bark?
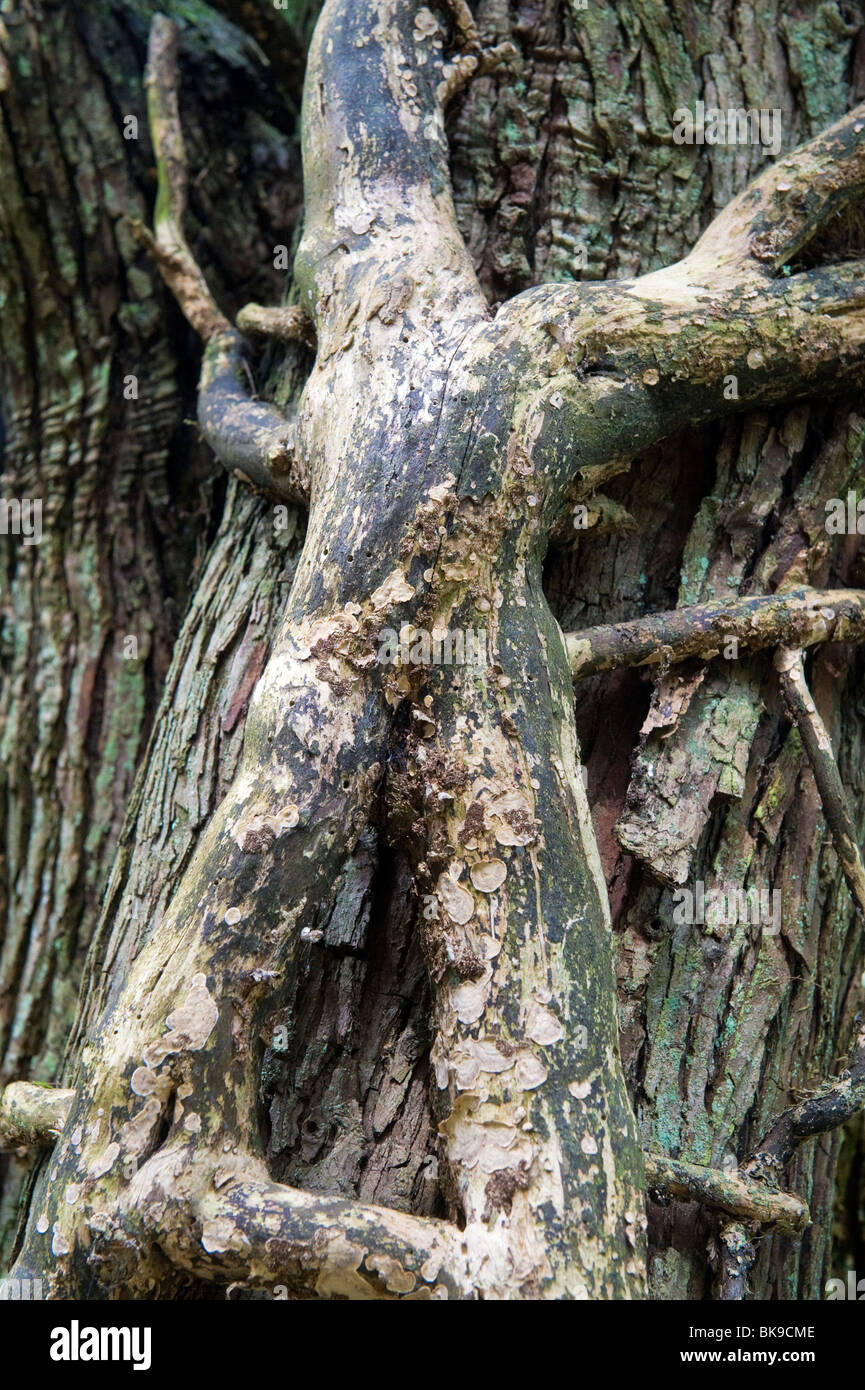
[0,0,305,1267]
[2,0,865,1301]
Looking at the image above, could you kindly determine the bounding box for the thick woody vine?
[3,1,865,1300]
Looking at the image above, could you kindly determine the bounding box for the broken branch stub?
[0,1083,76,1151]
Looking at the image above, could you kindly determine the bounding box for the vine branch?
[498,102,865,512]
[644,1153,808,1235]
[719,1025,865,1298]
[136,15,306,502]
[565,588,865,679]
[775,647,865,918]
[139,15,230,341]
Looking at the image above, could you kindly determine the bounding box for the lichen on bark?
[2,0,865,1302]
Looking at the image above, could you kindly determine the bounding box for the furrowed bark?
[7,0,865,1302]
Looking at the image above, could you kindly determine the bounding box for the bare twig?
[140,16,307,503]
[747,1025,865,1177]
[775,647,865,917]
[716,1026,865,1298]
[140,16,230,341]
[645,1153,808,1234]
[565,588,865,680]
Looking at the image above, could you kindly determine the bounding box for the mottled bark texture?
[0,0,307,1265]
[1,0,865,1301]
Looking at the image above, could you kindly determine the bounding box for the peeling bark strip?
[6,1,865,1300]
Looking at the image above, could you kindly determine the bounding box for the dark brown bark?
[0,0,302,1265]
[1,0,865,1301]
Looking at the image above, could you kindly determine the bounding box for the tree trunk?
[1,0,864,1301]
[0,0,309,1266]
